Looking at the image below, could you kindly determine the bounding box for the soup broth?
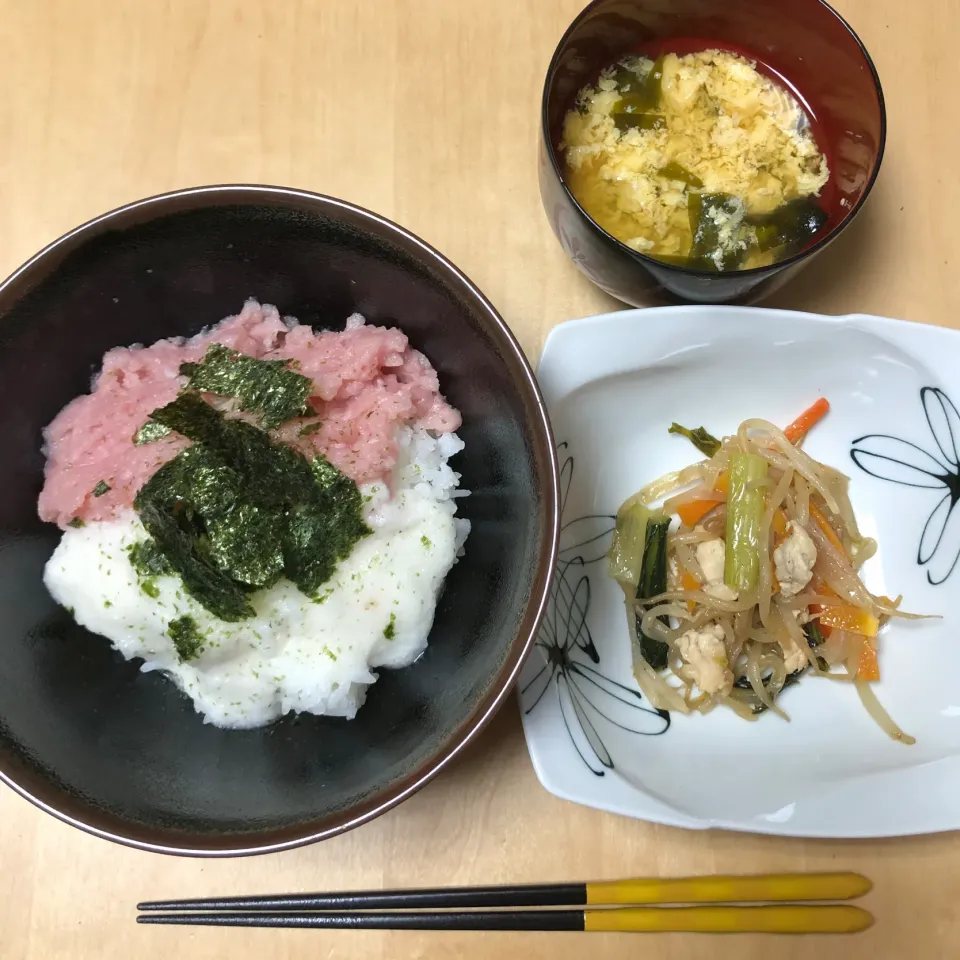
[561,50,831,272]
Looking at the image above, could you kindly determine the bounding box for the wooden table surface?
[1,1,957,958]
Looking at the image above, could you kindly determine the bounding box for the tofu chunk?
[773,522,817,597]
[676,623,733,696]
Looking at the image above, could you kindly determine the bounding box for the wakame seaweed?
[181,343,312,428]
[92,480,111,497]
[132,393,370,620]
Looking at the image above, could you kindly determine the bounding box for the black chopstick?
[137,881,585,913]
[136,905,874,934]
[138,910,584,931]
[136,872,871,913]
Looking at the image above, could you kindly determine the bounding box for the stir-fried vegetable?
[723,453,768,592]
[607,500,651,589]
[636,513,671,670]
[818,604,880,638]
[784,398,831,444]
[668,422,721,457]
[610,408,924,744]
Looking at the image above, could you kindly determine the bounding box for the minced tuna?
[37,300,461,528]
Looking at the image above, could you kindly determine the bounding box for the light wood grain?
[0,1,956,957]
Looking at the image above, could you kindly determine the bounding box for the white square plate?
[519,306,960,838]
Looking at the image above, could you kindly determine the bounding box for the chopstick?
[137,905,873,934]
[137,872,871,912]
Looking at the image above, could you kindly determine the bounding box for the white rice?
[43,426,470,728]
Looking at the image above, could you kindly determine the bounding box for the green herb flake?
[383,613,397,640]
[140,579,160,599]
[668,422,722,458]
[182,343,312,428]
[421,535,432,549]
[132,420,172,445]
[299,421,322,437]
[103,599,112,608]
[92,480,111,497]
[68,517,85,528]
[168,615,205,662]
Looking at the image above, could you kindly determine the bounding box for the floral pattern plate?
[518,305,960,838]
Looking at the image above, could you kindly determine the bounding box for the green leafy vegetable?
[724,453,768,592]
[181,343,312,428]
[607,500,651,589]
[132,420,172,445]
[383,613,396,640]
[803,621,826,648]
[668,423,721,458]
[168,615,205,662]
[92,480,111,497]
[68,517,85,529]
[635,512,671,670]
[299,421,322,437]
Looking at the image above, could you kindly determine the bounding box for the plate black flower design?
[519,444,669,777]
[851,387,960,585]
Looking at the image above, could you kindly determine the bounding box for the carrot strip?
[771,509,788,538]
[681,570,701,612]
[819,604,880,637]
[677,498,722,527]
[675,472,729,527]
[809,501,845,555]
[784,398,830,444]
[856,639,880,682]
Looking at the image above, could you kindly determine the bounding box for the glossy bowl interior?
[0,186,558,855]
[540,0,886,305]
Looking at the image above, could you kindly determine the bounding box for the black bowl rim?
[540,0,887,280]
[0,183,561,856]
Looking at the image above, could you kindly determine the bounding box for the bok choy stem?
[724,453,768,592]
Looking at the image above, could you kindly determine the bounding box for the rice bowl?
[39,300,470,728]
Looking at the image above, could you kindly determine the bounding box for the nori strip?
[182,343,312,428]
[168,615,205,662]
[127,539,174,578]
[136,500,255,622]
[132,420,172,445]
[133,395,370,616]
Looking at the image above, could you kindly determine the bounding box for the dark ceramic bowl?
[540,0,886,305]
[0,185,559,855]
